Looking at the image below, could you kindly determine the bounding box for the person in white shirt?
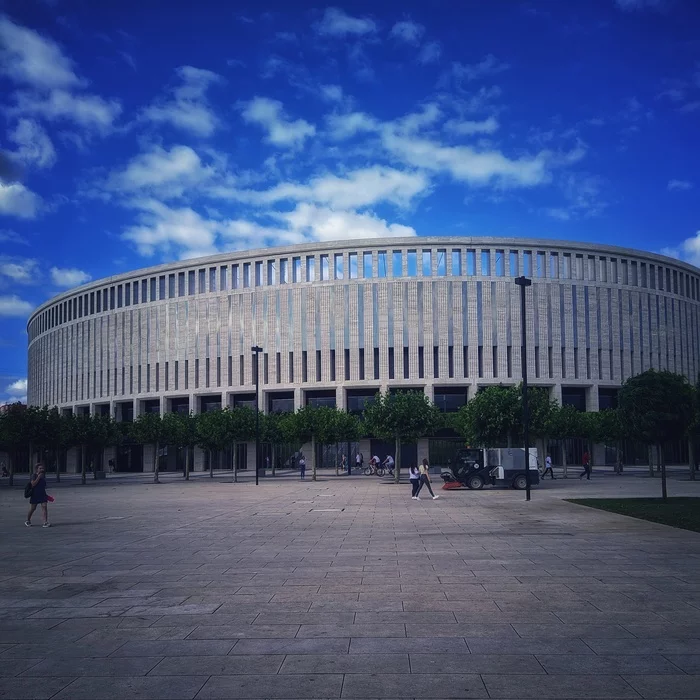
[409,465,421,499]
[417,459,439,499]
[543,454,555,479]
[382,455,395,475]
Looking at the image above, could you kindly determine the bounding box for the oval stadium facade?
[26,237,700,472]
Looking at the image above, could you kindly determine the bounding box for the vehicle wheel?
[363,467,372,476]
[375,467,385,477]
[513,474,528,490]
[467,475,484,490]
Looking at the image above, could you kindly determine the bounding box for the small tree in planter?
[162,412,197,480]
[285,406,341,481]
[363,390,440,484]
[130,413,164,483]
[196,409,235,478]
[454,385,520,448]
[546,404,582,478]
[229,407,256,481]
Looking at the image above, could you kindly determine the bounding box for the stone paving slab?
[0,476,699,699]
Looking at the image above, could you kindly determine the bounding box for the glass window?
[621,260,628,285]
[363,252,373,278]
[267,260,275,285]
[466,250,476,275]
[437,249,447,276]
[537,252,545,278]
[600,257,607,283]
[393,251,402,277]
[422,249,432,276]
[187,270,195,294]
[125,285,130,306]
[132,281,139,304]
[611,258,618,283]
[672,269,677,293]
[658,266,664,291]
[150,277,156,301]
[208,267,216,292]
[509,251,518,276]
[306,256,315,281]
[334,253,343,280]
[293,257,301,283]
[407,250,417,276]
[349,252,358,279]
[280,258,288,284]
[117,285,122,308]
[649,264,655,289]
[378,251,388,278]
[523,250,532,277]
[110,286,115,310]
[232,265,239,289]
[452,249,461,276]
[198,269,205,293]
[576,254,583,280]
[481,250,490,276]
[562,253,571,279]
[549,253,559,279]
[78,296,83,317]
[495,250,505,277]
[243,262,251,288]
[159,275,166,300]
[631,261,638,287]
[220,265,228,290]
[320,254,329,280]
[168,274,175,298]
[178,272,185,296]
[587,255,596,281]
[255,261,262,286]
[90,292,95,314]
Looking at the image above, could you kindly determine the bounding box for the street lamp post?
[514,276,533,501]
[251,345,263,486]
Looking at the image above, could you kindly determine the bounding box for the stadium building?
[26,237,700,473]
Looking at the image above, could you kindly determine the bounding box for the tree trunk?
[8,450,14,487]
[209,449,214,478]
[335,445,339,477]
[689,439,695,481]
[233,444,238,482]
[394,435,401,484]
[311,434,317,481]
[153,442,159,484]
[660,442,668,500]
[271,445,276,477]
[562,445,568,479]
[81,445,87,485]
[185,445,191,481]
[649,445,654,477]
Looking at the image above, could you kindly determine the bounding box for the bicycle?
[363,464,384,477]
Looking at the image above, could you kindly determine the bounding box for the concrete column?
[416,438,430,467]
[586,385,599,412]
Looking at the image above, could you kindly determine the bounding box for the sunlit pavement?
[1,474,699,699]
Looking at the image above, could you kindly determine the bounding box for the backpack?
[24,481,33,499]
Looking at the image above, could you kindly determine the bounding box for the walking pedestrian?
[409,465,421,499]
[299,455,306,480]
[25,463,51,528]
[417,458,439,499]
[355,452,362,473]
[579,451,591,480]
[542,454,555,479]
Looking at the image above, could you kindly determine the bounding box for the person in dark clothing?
[542,455,555,479]
[579,451,591,480]
[26,464,50,527]
[417,458,439,500]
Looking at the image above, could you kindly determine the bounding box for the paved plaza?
[1,475,699,699]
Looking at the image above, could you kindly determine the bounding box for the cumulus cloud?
[326,111,379,140]
[668,179,692,191]
[0,294,34,316]
[7,119,56,169]
[241,97,315,148]
[50,267,92,288]
[0,16,84,90]
[0,257,39,284]
[5,378,27,396]
[390,20,424,45]
[106,145,215,198]
[661,231,700,268]
[441,55,509,92]
[142,66,223,137]
[315,8,377,37]
[416,41,442,65]
[0,182,41,219]
[444,116,499,135]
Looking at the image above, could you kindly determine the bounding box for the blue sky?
[1,0,699,403]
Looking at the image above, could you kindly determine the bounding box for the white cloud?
[241,97,315,148]
[615,0,668,10]
[0,229,27,245]
[0,257,39,284]
[106,145,214,198]
[142,66,223,137]
[5,378,27,396]
[8,118,56,168]
[444,116,499,135]
[50,267,92,288]
[247,166,429,210]
[449,54,510,84]
[0,16,83,90]
[122,199,221,259]
[390,20,424,45]
[542,172,607,220]
[315,8,377,37]
[326,111,379,140]
[416,41,442,65]
[320,84,344,102]
[0,182,41,219]
[0,294,34,317]
[668,179,692,191]
[275,204,416,242]
[661,231,700,268]
[394,103,442,133]
[11,89,122,132]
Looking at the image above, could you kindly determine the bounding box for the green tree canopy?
[129,412,164,483]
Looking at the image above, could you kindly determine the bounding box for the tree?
[229,407,256,481]
[619,369,695,500]
[547,404,582,478]
[284,406,342,481]
[528,387,559,465]
[162,412,197,480]
[363,390,440,483]
[0,403,28,487]
[596,408,626,474]
[454,386,520,448]
[196,409,235,478]
[334,410,362,475]
[130,413,164,483]
[689,374,700,482]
